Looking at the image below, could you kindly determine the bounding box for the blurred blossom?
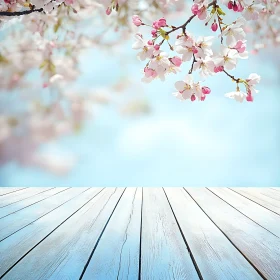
[0,0,279,186]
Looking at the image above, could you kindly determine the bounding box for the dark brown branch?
[0,8,43,17]
[166,14,196,35]
[188,54,196,74]
[166,0,217,36]
[217,16,224,44]
[223,70,240,83]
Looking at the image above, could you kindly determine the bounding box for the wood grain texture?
[82,187,142,280]
[0,188,67,219]
[0,188,27,196]
[230,188,280,215]
[240,188,280,202]
[0,188,102,277]
[0,188,53,208]
[2,188,125,280]
[186,188,280,280]
[0,187,82,241]
[141,188,199,280]
[209,188,280,238]
[164,188,262,280]
[0,187,279,280]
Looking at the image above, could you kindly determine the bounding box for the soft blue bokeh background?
[1,25,280,187]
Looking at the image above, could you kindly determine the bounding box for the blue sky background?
[1,23,280,187]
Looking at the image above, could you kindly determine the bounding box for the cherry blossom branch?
[166,14,196,35]
[0,8,43,17]
[223,69,240,83]
[217,16,224,43]
[166,0,217,36]
[188,55,196,74]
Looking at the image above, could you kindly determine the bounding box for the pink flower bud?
[233,3,238,11]
[191,95,196,102]
[201,95,206,101]
[237,3,244,12]
[43,83,49,88]
[151,29,157,37]
[246,94,254,102]
[211,22,218,32]
[64,0,74,6]
[158,18,167,27]
[191,4,199,15]
[202,86,211,94]
[228,1,233,9]
[132,15,142,26]
[147,40,154,45]
[234,40,246,53]
[152,21,159,29]
[192,46,198,54]
[144,67,157,78]
[171,56,182,67]
[214,65,224,73]
[106,7,112,15]
[154,44,160,50]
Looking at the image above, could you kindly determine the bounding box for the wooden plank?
[0,187,103,277]
[0,188,54,208]
[0,188,68,219]
[230,188,280,215]
[141,188,199,280]
[1,188,124,280]
[164,188,262,280]
[0,188,83,241]
[244,188,280,201]
[209,188,280,238]
[82,187,142,280]
[186,188,280,280]
[0,188,27,196]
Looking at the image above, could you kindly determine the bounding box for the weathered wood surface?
[230,187,280,215]
[82,188,141,280]
[0,188,27,196]
[164,188,262,280]
[209,188,280,238]
[0,187,279,280]
[141,188,199,280]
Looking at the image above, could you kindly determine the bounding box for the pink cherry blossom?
[246,93,254,102]
[202,86,211,94]
[228,1,233,9]
[152,18,167,29]
[234,40,246,53]
[132,15,142,26]
[170,56,182,67]
[211,22,218,32]
[191,4,199,15]
[106,7,112,15]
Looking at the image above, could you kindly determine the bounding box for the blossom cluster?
[131,0,272,102]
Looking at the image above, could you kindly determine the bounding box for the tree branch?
[0,8,43,17]
[189,54,196,74]
[166,0,217,35]
[223,70,240,83]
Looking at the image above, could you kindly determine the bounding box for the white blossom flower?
[225,91,247,102]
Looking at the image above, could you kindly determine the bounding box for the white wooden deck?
[0,187,279,280]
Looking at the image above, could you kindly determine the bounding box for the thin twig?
[0,8,43,17]
[188,54,196,74]
[223,69,240,82]
[166,0,217,36]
